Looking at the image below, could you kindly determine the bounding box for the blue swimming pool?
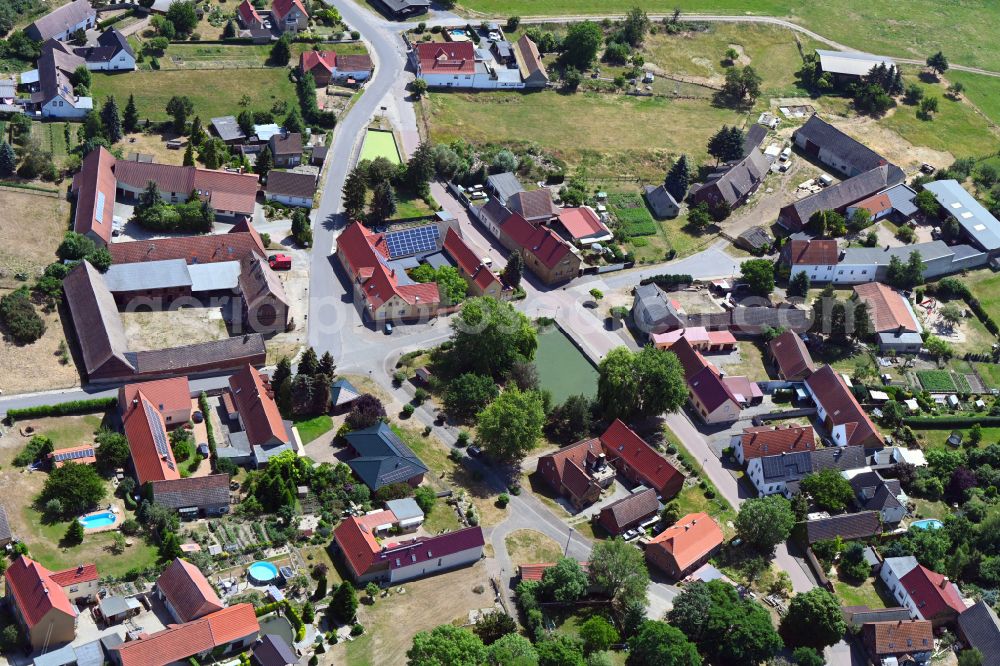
[910,519,944,530]
[248,561,279,585]
[79,511,116,530]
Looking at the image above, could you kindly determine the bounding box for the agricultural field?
[425,90,745,182]
[916,370,959,393]
[91,68,298,122]
[457,0,1000,73]
[608,192,657,238]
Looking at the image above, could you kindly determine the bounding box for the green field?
[91,68,297,121]
[148,42,369,70]
[457,0,1000,73]
[534,326,598,404]
[966,270,1000,328]
[881,75,998,158]
[916,370,958,392]
[608,192,657,237]
[426,90,744,180]
[360,128,402,164]
[946,71,1000,126]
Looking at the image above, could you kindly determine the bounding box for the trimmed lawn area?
[360,129,402,164]
[504,528,563,567]
[717,341,768,382]
[293,415,333,444]
[91,69,297,122]
[833,574,890,609]
[146,42,368,71]
[911,497,951,522]
[426,90,745,181]
[882,75,997,159]
[914,427,1000,451]
[457,0,1000,73]
[947,71,1000,126]
[977,363,1000,390]
[966,270,1000,326]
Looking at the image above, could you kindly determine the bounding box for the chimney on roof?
[941,577,950,589]
[43,586,49,595]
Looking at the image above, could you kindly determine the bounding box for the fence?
[0,183,60,198]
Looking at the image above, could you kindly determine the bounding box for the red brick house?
[599,420,684,500]
[645,513,723,579]
[536,437,611,509]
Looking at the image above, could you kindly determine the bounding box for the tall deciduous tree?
[539,557,589,603]
[448,297,537,379]
[444,373,499,420]
[165,95,193,134]
[735,495,796,552]
[740,258,776,296]
[407,625,485,666]
[780,588,847,649]
[927,51,949,75]
[626,621,701,666]
[588,538,650,615]
[560,21,602,70]
[596,346,687,421]
[41,463,105,515]
[621,6,650,46]
[476,387,545,464]
[800,469,854,512]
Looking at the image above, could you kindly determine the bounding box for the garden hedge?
[904,416,1000,428]
[6,397,116,422]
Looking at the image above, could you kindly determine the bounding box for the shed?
[385,497,425,530]
[99,595,142,624]
[330,378,362,410]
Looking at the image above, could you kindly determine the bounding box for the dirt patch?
[504,529,563,568]
[825,114,954,174]
[334,561,492,666]
[121,131,187,166]
[0,301,81,394]
[671,287,726,315]
[728,43,751,66]
[120,307,229,351]
[0,190,69,288]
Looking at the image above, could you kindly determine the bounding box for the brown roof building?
[514,35,549,88]
[497,212,581,286]
[596,487,659,536]
[862,620,933,665]
[263,170,317,207]
[150,474,231,516]
[268,133,302,167]
[734,424,815,465]
[805,365,884,448]
[157,558,224,624]
[507,189,557,223]
[239,254,290,333]
[782,239,839,269]
[108,226,265,265]
[768,330,816,380]
[536,438,610,509]
[72,145,117,244]
[645,513,724,579]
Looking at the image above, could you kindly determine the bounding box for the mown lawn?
[882,75,997,159]
[147,41,369,70]
[426,90,745,180]
[293,414,333,444]
[947,71,1000,126]
[91,68,297,121]
[966,270,1000,327]
[914,427,1000,451]
[457,0,1000,72]
[833,574,890,609]
[504,528,563,567]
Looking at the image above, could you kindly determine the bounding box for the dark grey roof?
[631,282,685,333]
[689,148,769,207]
[345,422,429,491]
[211,115,247,143]
[0,504,10,542]
[843,606,913,627]
[28,0,94,41]
[850,471,904,514]
[104,258,192,292]
[736,225,773,251]
[477,198,513,228]
[840,240,955,267]
[795,114,902,179]
[742,124,769,156]
[883,184,919,218]
[643,184,679,218]
[376,0,429,13]
[760,450,813,482]
[958,601,1000,666]
[760,445,866,483]
[74,28,134,63]
[265,170,317,198]
[810,446,867,472]
[252,634,298,666]
[127,334,265,375]
[805,511,882,543]
[150,474,231,510]
[785,165,900,225]
[486,172,524,203]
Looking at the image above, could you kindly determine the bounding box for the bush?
[496,493,510,508]
[350,623,364,636]
[13,434,53,466]
[6,397,116,422]
[402,404,415,418]
[0,288,46,343]
[638,273,693,289]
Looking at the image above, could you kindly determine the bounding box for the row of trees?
[272,347,336,419]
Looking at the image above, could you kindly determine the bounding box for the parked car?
[467,445,482,457]
[921,163,936,174]
[268,253,292,270]
[384,322,393,335]
[622,528,641,541]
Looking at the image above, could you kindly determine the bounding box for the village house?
[631,283,686,335]
[497,212,582,285]
[25,0,96,42]
[845,183,919,225]
[299,50,373,86]
[122,384,183,485]
[73,28,136,71]
[271,0,309,33]
[816,50,896,80]
[595,487,659,536]
[746,445,866,497]
[600,419,685,499]
[332,512,484,583]
[507,189,557,224]
[779,165,903,231]
[251,635,299,666]
[536,437,613,509]
[644,513,724,579]
[268,132,302,167]
[688,148,770,214]
[804,365,884,448]
[672,337,760,424]
[880,557,966,627]
[783,238,840,283]
[643,183,680,219]
[150,474,231,517]
[767,330,816,380]
[239,254,292,333]
[344,422,428,492]
[25,40,93,119]
[113,603,259,666]
[554,206,613,245]
[236,0,265,29]
[861,619,932,666]
[156,558,224,624]
[513,34,549,88]
[224,365,298,467]
[804,511,883,544]
[263,170,317,208]
[442,227,504,297]
[372,0,429,18]
[957,601,1000,666]
[732,424,816,466]
[5,556,98,649]
[792,114,904,181]
[848,470,907,524]
[411,36,545,90]
[650,327,736,352]
[853,282,922,352]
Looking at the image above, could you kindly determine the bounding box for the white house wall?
[388,546,483,583]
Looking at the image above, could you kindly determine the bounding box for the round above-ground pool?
[910,519,944,530]
[79,511,117,530]
[248,561,279,585]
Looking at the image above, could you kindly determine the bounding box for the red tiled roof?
[114,604,259,666]
[48,563,98,587]
[557,207,608,240]
[4,556,83,628]
[900,565,966,620]
[119,377,192,417]
[536,438,603,499]
[853,282,918,334]
[518,561,588,582]
[562,459,596,501]
[123,392,180,484]
[72,145,116,244]
[415,42,475,75]
[336,54,373,72]
[109,228,265,265]
[769,330,816,380]
[786,239,839,266]
[112,161,258,216]
[332,511,391,579]
[599,420,683,497]
[863,620,933,656]
[442,228,501,293]
[646,513,723,574]
[228,365,286,448]
[690,365,740,412]
[805,365,883,447]
[47,445,97,467]
[739,424,815,460]
[237,0,262,24]
[671,337,711,381]
[721,375,763,403]
[502,213,573,269]
[337,222,440,311]
[301,50,336,75]
[852,192,893,217]
[157,558,224,623]
[272,0,308,21]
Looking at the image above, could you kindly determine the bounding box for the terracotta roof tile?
[501,213,574,269]
[119,377,192,417]
[109,228,265,265]
[415,42,475,75]
[4,556,88,628]
[228,365,287,448]
[739,424,815,459]
[123,392,180,484]
[863,620,933,656]
[646,513,723,573]
[272,0,308,21]
[769,330,816,380]
[536,438,603,496]
[72,145,117,244]
[557,206,609,240]
[114,603,258,666]
[157,558,224,622]
[442,228,501,292]
[853,282,918,333]
[785,239,839,266]
[300,50,336,74]
[805,365,882,447]
[600,420,683,497]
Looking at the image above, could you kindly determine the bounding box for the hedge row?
[6,397,117,422]
[199,392,217,461]
[904,416,1000,429]
[638,273,693,289]
[254,600,306,640]
[96,9,133,30]
[929,278,1000,337]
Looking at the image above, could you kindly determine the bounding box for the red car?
[268,254,292,270]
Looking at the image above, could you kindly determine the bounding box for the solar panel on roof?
[384,225,440,258]
[144,401,175,470]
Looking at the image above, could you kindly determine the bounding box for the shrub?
[6,397,116,422]
[13,435,53,466]
[496,493,510,508]
[402,404,415,417]
[0,288,46,343]
[350,623,364,636]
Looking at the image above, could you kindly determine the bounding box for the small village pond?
[534,326,599,405]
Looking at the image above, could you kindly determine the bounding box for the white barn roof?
[817,50,896,77]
